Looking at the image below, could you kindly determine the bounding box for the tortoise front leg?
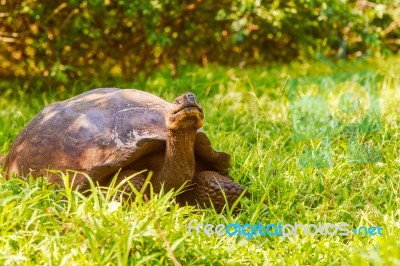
[185,171,246,212]
[105,169,147,198]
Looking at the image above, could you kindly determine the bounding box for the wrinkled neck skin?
[152,129,196,193]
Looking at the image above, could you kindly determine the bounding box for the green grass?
[0,56,400,265]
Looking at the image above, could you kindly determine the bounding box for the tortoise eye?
[175,100,182,104]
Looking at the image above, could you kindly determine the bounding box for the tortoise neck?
[155,129,197,192]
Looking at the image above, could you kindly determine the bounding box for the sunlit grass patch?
[0,56,399,265]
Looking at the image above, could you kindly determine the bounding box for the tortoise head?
[166,92,204,130]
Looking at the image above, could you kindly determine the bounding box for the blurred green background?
[1,0,399,88]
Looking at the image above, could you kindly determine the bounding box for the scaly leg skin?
[187,171,246,212]
[109,169,146,200]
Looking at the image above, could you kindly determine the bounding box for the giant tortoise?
[2,88,246,211]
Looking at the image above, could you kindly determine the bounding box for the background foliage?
[0,0,399,85]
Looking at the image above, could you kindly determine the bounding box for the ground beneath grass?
[0,57,399,265]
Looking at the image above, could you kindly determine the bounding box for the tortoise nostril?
[186,92,196,103]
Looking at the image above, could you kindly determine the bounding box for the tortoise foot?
[188,171,246,212]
